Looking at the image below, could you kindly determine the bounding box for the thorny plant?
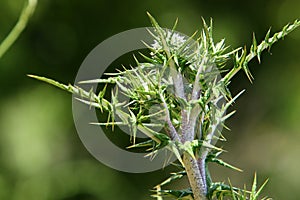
[29,13,300,200]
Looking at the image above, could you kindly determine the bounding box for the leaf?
[151,188,193,199]
[127,109,138,144]
[208,157,243,172]
[250,172,257,200]
[251,33,259,63]
[228,179,238,200]
[74,97,100,109]
[207,181,243,199]
[147,12,162,31]
[179,141,196,159]
[221,110,236,121]
[78,77,118,84]
[223,89,245,110]
[28,75,73,91]
[90,122,126,126]
[168,142,184,166]
[155,170,186,187]
[254,179,269,200]
[137,125,171,146]
[201,140,224,152]
[126,139,154,149]
[222,19,300,84]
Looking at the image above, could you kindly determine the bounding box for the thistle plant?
[29,13,300,200]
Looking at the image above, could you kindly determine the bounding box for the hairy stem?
[159,92,181,142]
[183,153,207,200]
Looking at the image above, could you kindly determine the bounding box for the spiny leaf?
[75,98,101,109]
[207,181,243,199]
[223,89,245,110]
[28,74,73,91]
[155,170,186,187]
[208,157,243,172]
[137,125,167,144]
[264,28,271,44]
[222,19,300,84]
[254,179,269,200]
[221,110,236,122]
[250,32,259,64]
[250,173,257,199]
[28,75,101,102]
[151,188,193,199]
[78,77,118,84]
[228,179,238,200]
[147,12,162,31]
[90,122,126,126]
[128,109,138,144]
[127,139,154,149]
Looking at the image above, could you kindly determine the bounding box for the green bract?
[29,13,300,200]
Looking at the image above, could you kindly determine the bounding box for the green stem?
[0,0,37,59]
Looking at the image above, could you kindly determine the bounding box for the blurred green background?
[0,0,299,199]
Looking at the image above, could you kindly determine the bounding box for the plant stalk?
[183,153,207,200]
[0,0,37,59]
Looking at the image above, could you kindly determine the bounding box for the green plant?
[29,13,300,200]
